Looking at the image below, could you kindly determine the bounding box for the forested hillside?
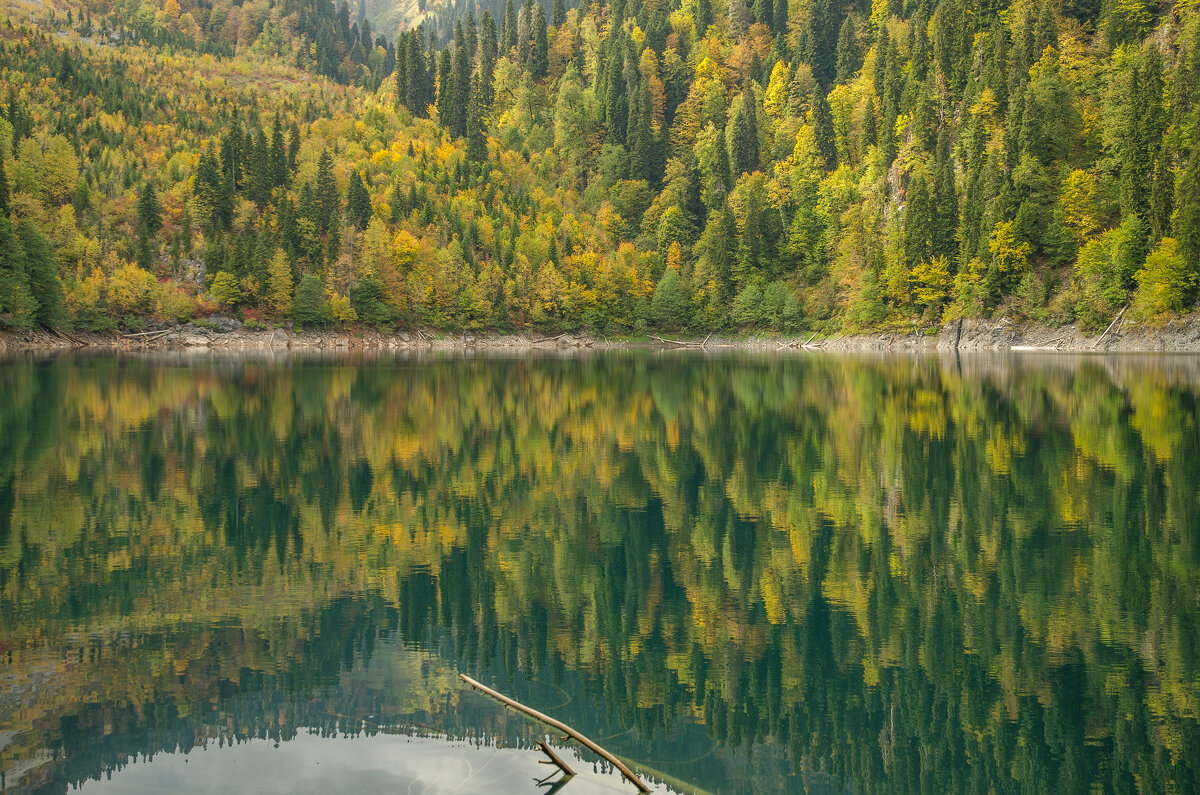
[0,0,1197,334]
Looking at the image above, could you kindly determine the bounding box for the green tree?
[293,273,331,327]
[346,171,372,230]
[652,269,690,329]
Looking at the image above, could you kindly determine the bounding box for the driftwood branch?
[122,328,170,338]
[536,740,575,777]
[1093,304,1128,349]
[459,674,651,793]
[651,334,704,347]
[533,332,567,344]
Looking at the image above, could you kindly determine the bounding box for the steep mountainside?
[0,0,1197,335]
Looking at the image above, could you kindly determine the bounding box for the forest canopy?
[0,0,1198,334]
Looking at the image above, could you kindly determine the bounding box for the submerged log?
[459,673,651,792]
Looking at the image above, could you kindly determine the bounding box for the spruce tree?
[347,171,372,230]
[0,155,11,217]
[532,4,549,79]
[18,220,62,328]
[436,48,453,131]
[1176,145,1200,302]
[502,0,518,53]
[552,0,566,28]
[931,128,958,260]
[138,182,163,235]
[693,0,712,35]
[835,16,860,84]
[905,173,933,267]
[812,91,837,171]
[452,24,471,137]
[315,149,340,234]
[729,0,750,38]
[466,74,488,164]
[394,34,409,109]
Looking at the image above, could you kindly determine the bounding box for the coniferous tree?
[931,128,958,260]
[501,0,518,53]
[905,174,933,267]
[532,4,549,80]
[18,220,62,328]
[466,74,488,164]
[729,0,750,38]
[346,171,372,230]
[315,149,340,234]
[0,155,9,217]
[1176,145,1200,301]
[695,0,712,35]
[437,48,453,131]
[835,16,860,84]
[451,23,471,137]
[552,0,566,28]
[812,91,837,171]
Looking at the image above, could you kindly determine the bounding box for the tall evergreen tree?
[905,173,933,267]
[346,171,372,230]
[812,91,837,171]
[835,16,860,84]
[501,0,518,53]
[532,4,549,80]
[437,48,454,132]
[315,149,340,234]
[466,74,488,164]
[552,0,566,28]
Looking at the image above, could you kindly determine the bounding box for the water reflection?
[1,351,1199,793]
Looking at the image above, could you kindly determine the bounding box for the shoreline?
[3,315,1200,354]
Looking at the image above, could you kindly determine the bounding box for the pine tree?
[931,128,958,260]
[18,220,62,328]
[552,0,566,28]
[466,74,488,164]
[480,11,498,108]
[729,0,750,38]
[532,4,549,80]
[451,24,471,137]
[812,91,837,171]
[501,0,518,53]
[347,171,372,230]
[315,149,340,234]
[293,272,330,327]
[138,182,162,236]
[394,33,409,109]
[905,173,933,267]
[695,0,712,35]
[0,155,11,217]
[773,0,788,35]
[1176,145,1200,302]
[437,48,453,131]
[835,16,860,84]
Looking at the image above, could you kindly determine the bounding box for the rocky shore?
[4,314,1200,354]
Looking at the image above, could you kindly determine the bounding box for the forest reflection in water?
[1,350,1199,794]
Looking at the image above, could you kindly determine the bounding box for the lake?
[1,350,1199,793]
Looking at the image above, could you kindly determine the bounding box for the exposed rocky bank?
[4,314,1200,354]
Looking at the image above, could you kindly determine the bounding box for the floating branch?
[459,673,651,793]
[536,739,575,777]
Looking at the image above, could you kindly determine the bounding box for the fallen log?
[650,334,704,347]
[1093,304,1128,349]
[459,673,650,793]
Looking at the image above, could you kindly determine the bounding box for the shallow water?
[1,350,1199,793]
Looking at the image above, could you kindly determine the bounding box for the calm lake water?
[2,350,1199,794]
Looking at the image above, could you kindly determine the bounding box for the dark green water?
[2,351,1200,794]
